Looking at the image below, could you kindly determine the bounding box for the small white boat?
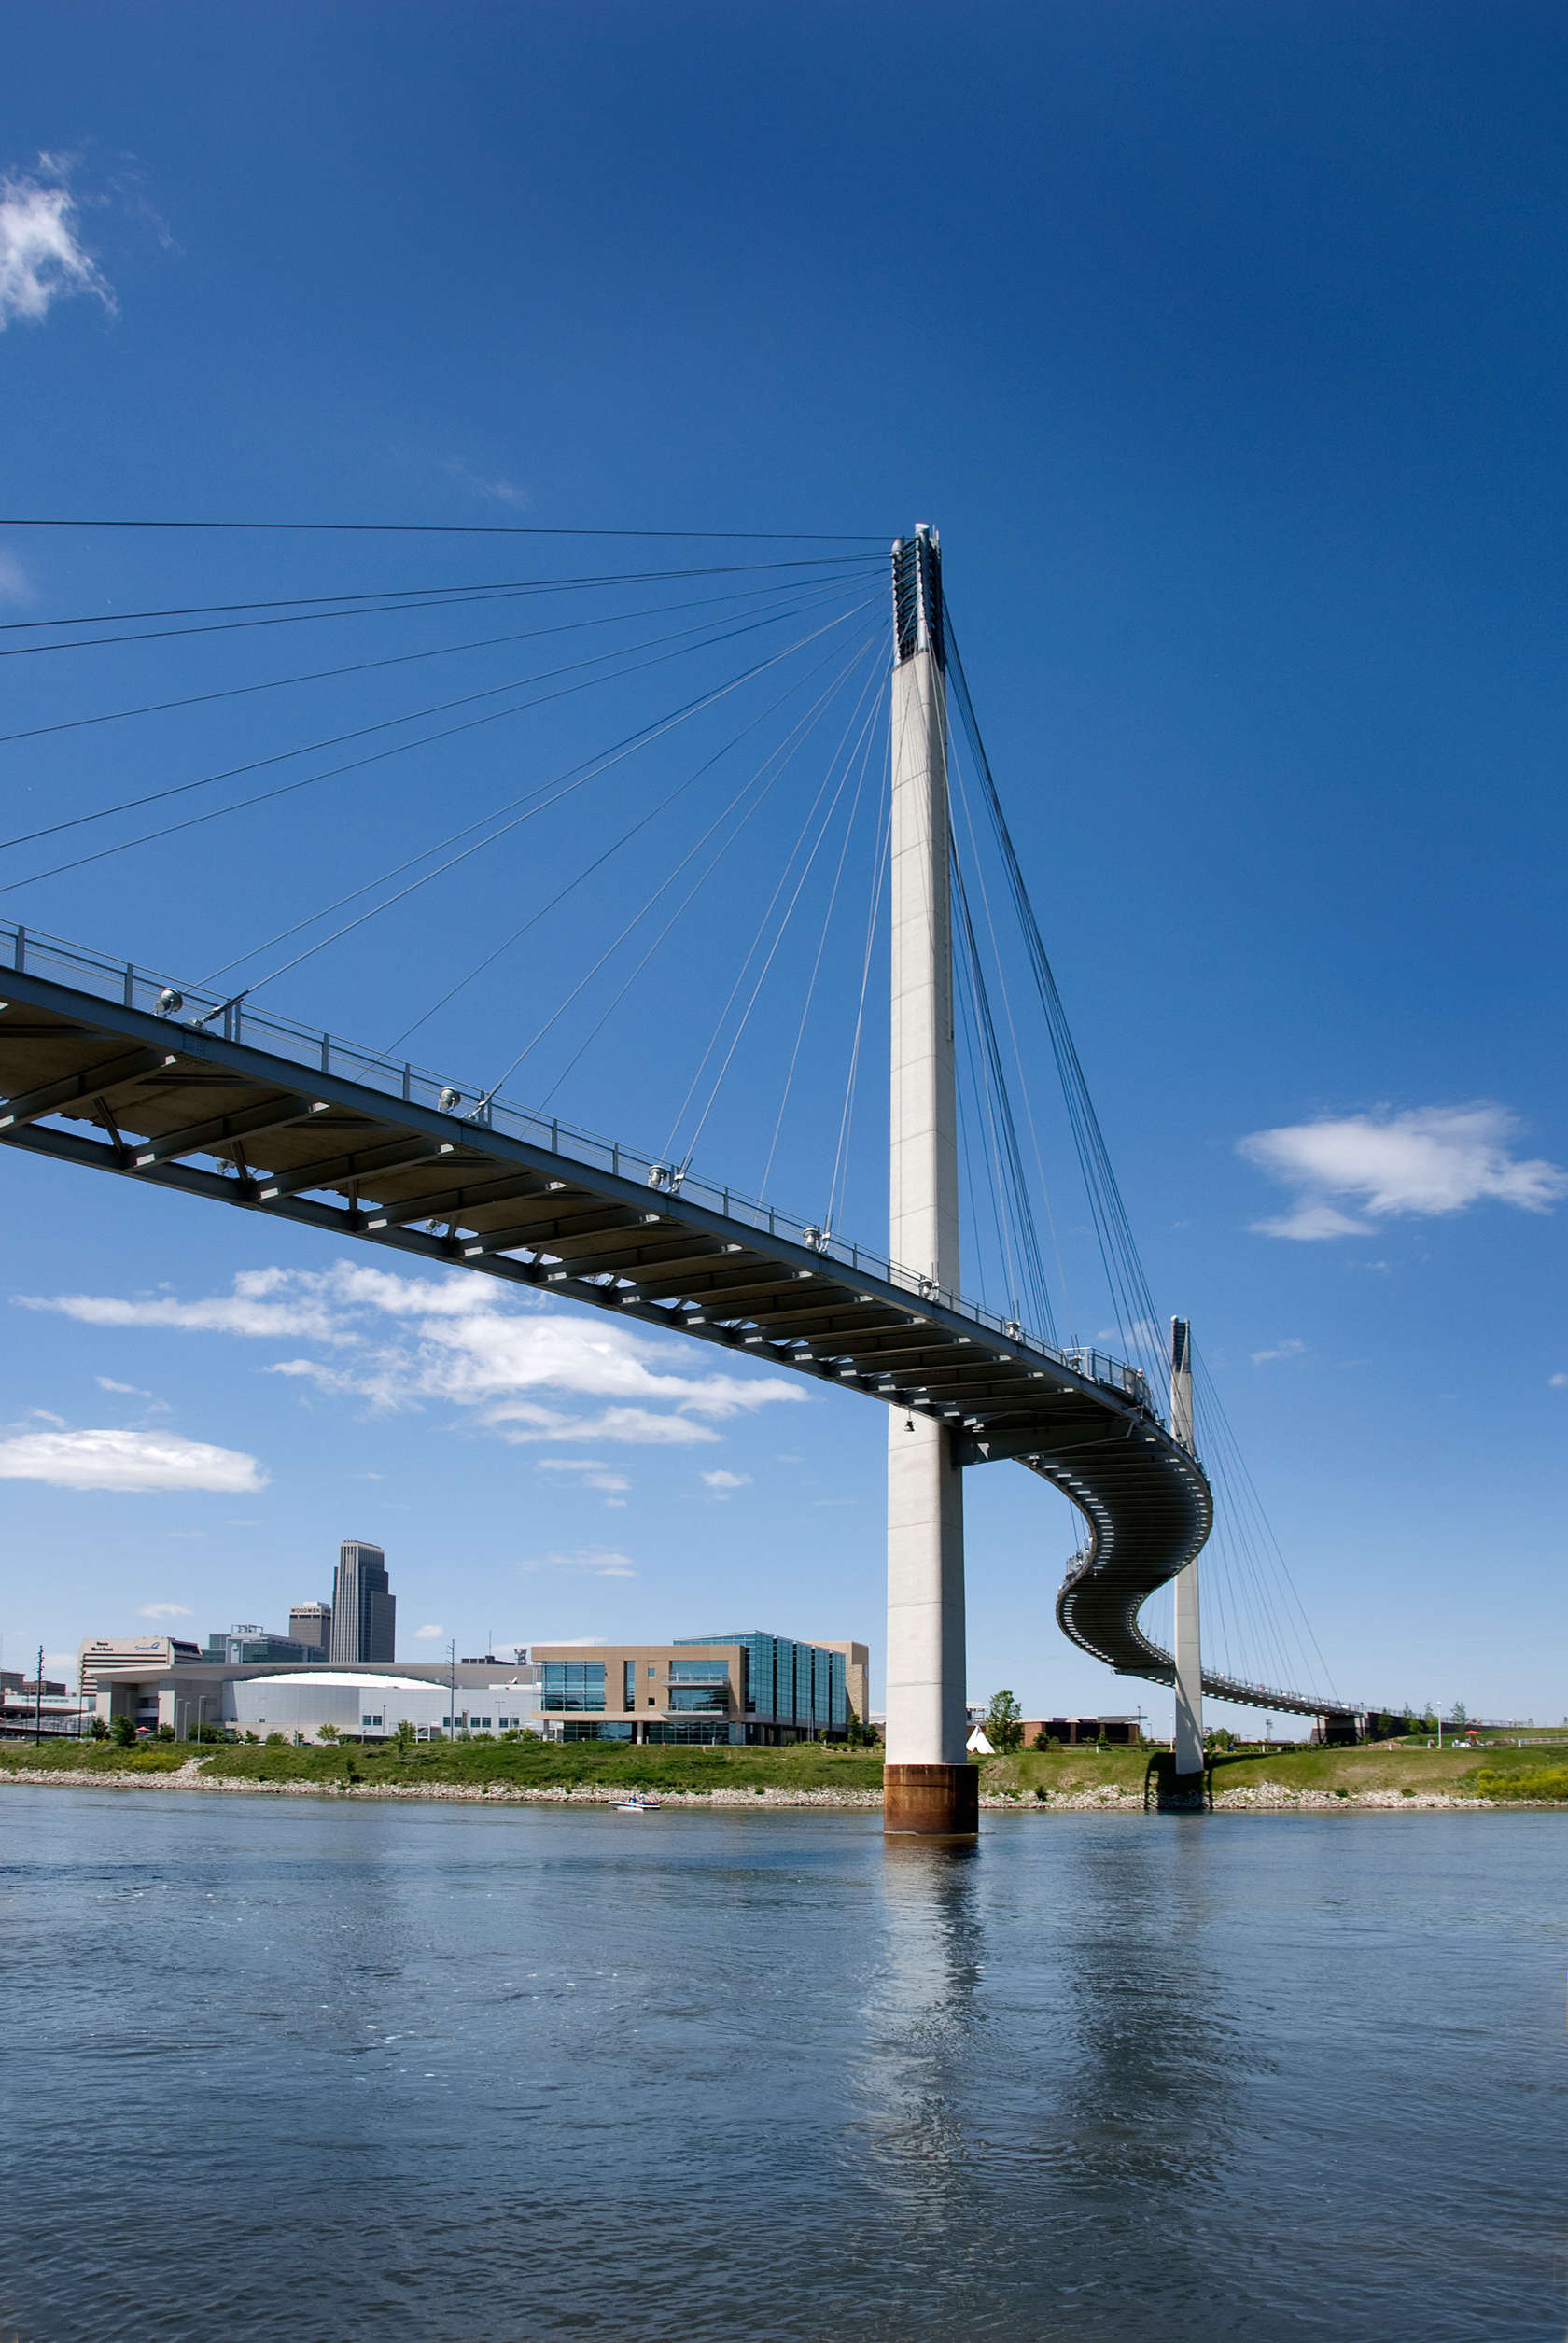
[613,1794,661,1813]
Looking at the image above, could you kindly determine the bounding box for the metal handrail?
[2,918,1161,1424]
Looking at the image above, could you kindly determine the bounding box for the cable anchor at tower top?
[891,524,943,668]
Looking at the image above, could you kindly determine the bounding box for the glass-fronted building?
[533,1633,851,1745]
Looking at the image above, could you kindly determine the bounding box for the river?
[0,1786,1561,2340]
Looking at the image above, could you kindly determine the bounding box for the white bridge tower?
[1169,1316,1205,1775]
[882,526,977,1835]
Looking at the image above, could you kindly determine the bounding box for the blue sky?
[0,3,1563,1725]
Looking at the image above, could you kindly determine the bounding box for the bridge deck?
[0,926,1226,1705]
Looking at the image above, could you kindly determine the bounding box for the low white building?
[229,1669,540,1742]
[79,1639,542,1741]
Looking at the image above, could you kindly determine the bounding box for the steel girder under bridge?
[0,923,1220,1664]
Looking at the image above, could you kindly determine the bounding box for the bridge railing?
[2,919,1161,1425]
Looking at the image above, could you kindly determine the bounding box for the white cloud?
[21,1265,805,1443]
[1239,1104,1568,1240]
[0,549,32,605]
[138,1601,194,1619]
[493,1406,721,1447]
[520,1548,637,1579]
[0,1424,265,1494]
[537,1458,631,1493]
[0,161,114,330]
[1251,1338,1306,1366]
[444,456,529,511]
[21,1260,804,1450]
[1550,1373,1568,1390]
[21,1270,353,1343]
[414,1623,445,1640]
[700,1468,751,1494]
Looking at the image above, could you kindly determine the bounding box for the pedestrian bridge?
[0,918,1232,1711]
[0,517,1371,1826]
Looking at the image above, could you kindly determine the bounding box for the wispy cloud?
[1550,1373,1567,1390]
[0,548,32,605]
[138,1601,194,1619]
[520,1547,637,1579]
[20,1261,804,1450]
[1251,1337,1306,1366]
[444,456,529,511]
[1239,1104,1568,1240]
[700,1468,751,1495]
[0,1424,266,1494]
[414,1622,445,1640]
[536,1457,631,1493]
[0,158,114,330]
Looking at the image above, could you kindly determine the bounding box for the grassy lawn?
[7,1735,1566,1802]
[113,1737,886,1794]
[977,1747,1152,1798]
[975,1739,1568,1803]
[0,1740,189,1775]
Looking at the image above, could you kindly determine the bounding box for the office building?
[809,1639,870,1729]
[288,1602,331,1658]
[329,1541,395,1664]
[204,1624,311,1665]
[534,1630,855,1745]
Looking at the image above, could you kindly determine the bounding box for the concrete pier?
[883,527,976,1837]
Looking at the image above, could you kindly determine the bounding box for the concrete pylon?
[883,526,976,1837]
[1169,1316,1204,1776]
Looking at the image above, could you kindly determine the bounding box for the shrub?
[110,1716,135,1747]
[90,1716,109,1741]
[1475,1768,1568,1802]
[317,1723,340,1743]
[264,1732,287,1747]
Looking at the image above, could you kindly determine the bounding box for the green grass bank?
[3,1736,1565,1803]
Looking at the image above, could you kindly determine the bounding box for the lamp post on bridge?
[1169,1317,1205,1777]
[882,526,976,1838]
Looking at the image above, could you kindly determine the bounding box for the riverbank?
[3,1737,1565,1808]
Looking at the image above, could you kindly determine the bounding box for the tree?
[89,1716,109,1741]
[110,1715,135,1747]
[395,1719,416,1752]
[986,1689,1024,1753]
[1450,1701,1468,1728]
[317,1722,340,1743]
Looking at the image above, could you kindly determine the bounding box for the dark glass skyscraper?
[328,1542,395,1663]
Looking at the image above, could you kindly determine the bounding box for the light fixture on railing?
[155,988,184,1017]
[437,1087,461,1113]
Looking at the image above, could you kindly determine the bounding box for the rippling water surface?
[0,1788,1563,2341]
